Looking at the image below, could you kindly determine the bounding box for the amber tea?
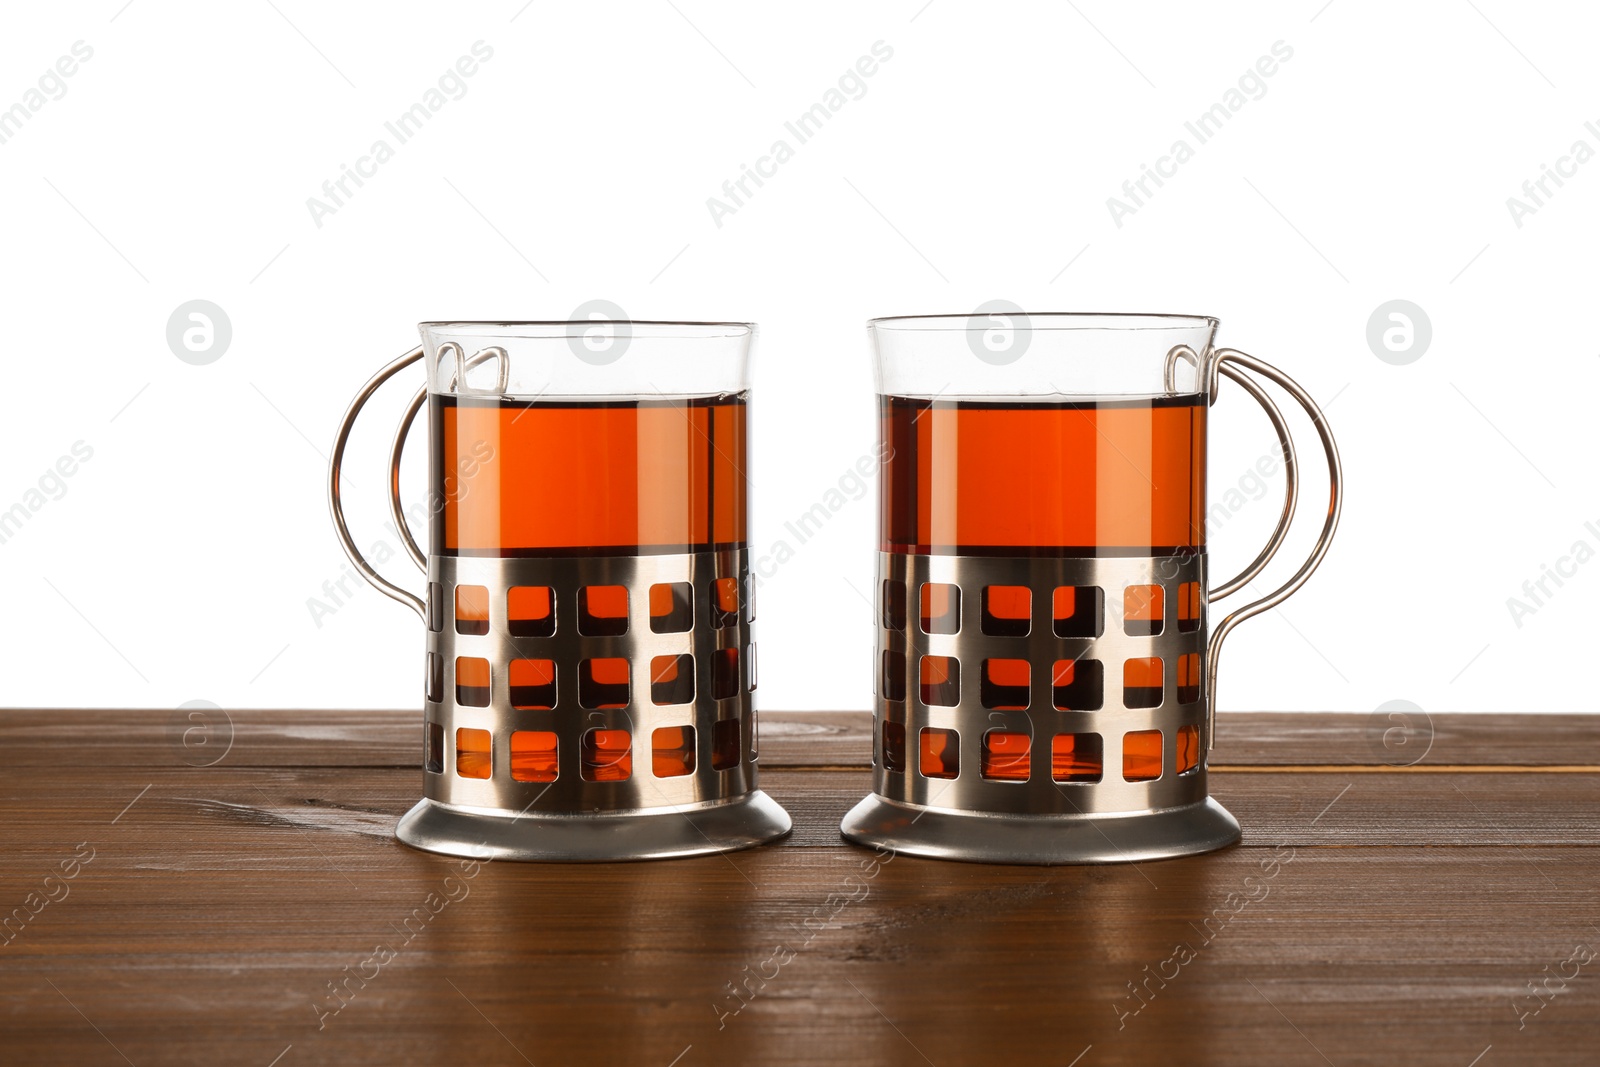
[879,393,1206,555]
[431,393,748,555]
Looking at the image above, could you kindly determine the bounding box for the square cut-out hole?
[649,582,694,633]
[1177,724,1200,775]
[509,658,556,710]
[1052,733,1103,783]
[508,586,555,638]
[712,648,740,700]
[1053,586,1103,638]
[981,730,1031,781]
[982,586,1031,637]
[455,657,490,707]
[455,585,490,636]
[1178,581,1202,633]
[650,654,695,705]
[711,577,740,629]
[920,727,959,779]
[578,658,630,709]
[920,655,960,706]
[581,728,632,781]
[749,709,758,760]
[1177,653,1201,705]
[427,582,443,633]
[1051,658,1104,711]
[425,721,443,774]
[1123,729,1163,782]
[920,583,961,634]
[981,659,1030,710]
[510,730,557,782]
[746,643,757,691]
[579,586,628,636]
[425,652,443,704]
[652,726,695,777]
[1124,657,1163,710]
[881,721,907,772]
[455,727,491,779]
[881,649,906,702]
[882,579,906,632]
[1123,585,1164,637]
[712,717,741,771]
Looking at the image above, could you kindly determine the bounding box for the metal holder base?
[839,794,1239,866]
[397,790,791,863]
[845,550,1231,865]
[398,547,788,863]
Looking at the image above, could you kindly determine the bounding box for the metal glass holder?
[400,549,789,862]
[841,550,1239,864]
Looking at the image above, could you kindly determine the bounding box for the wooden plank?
[1,762,1595,1064]
[1211,709,1600,769]
[0,707,417,770]
[3,709,1595,769]
[3,689,1599,1067]
[2,764,1598,862]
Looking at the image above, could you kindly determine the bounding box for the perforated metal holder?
[839,550,1240,865]
[398,549,790,862]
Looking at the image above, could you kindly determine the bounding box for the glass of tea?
[330,320,791,861]
[841,312,1342,864]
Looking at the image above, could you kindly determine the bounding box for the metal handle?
[389,343,509,571]
[1197,347,1344,747]
[1165,344,1300,599]
[329,346,427,619]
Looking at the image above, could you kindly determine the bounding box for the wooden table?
[1,709,1596,1065]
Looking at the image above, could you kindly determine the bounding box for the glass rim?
[419,320,754,334]
[867,312,1219,332]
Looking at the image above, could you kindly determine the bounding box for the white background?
[0,1,1590,715]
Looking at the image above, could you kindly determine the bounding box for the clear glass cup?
[329,320,791,862]
[841,311,1343,865]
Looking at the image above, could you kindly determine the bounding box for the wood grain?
[0,710,1596,1065]
[4,708,1594,768]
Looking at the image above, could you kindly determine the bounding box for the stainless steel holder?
[840,347,1343,864]
[329,346,791,861]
